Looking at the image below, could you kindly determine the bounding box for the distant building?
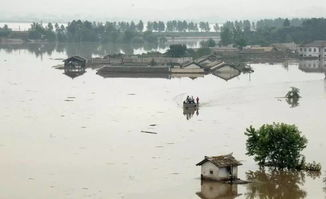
[63,56,87,79]
[196,154,242,181]
[63,56,87,68]
[298,40,326,58]
[212,64,241,81]
[194,55,223,71]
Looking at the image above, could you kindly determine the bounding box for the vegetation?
[0,25,12,37]
[285,87,301,107]
[165,44,212,58]
[220,18,326,47]
[165,44,188,57]
[286,87,301,99]
[200,38,216,48]
[245,123,321,171]
[245,123,307,169]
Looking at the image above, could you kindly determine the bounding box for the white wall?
[201,162,238,181]
[201,162,220,181]
[299,47,320,57]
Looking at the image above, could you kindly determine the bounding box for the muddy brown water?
[0,49,326,199]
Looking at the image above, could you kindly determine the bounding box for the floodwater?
[0,47,326,199]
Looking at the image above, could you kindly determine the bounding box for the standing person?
[196,96,199,104]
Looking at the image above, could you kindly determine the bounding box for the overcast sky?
[1,0,326,22]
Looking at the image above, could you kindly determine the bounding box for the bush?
[245,123,308,169]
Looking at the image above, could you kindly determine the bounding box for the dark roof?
[301,40,326,47]
[196,154,242,167]
[63,56,86,63]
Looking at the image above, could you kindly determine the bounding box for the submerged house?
[63,56,87,78]
[212,64,241,81]
[194,55,222,71]
[196,154,242,181]
[171,62,205,74]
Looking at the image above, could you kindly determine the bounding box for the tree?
[283,18,290,27]
[137,20,144,32]
[200,38,216,48]
[245,123,308,170]
[286,87,301,99]
[220,26,233,46]
[213,23,219,32]
[166,44,187,57]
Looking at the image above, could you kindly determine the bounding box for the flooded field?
[1,48,326,199]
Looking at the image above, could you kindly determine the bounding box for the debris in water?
[128,93,136,95]
[140,130,157,134]
[149,124,157,126]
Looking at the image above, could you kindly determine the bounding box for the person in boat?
[186,96,190,103]
[196,97,199,104]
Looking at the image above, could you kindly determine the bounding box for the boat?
[183,96,199,109]
[183,101,199,109]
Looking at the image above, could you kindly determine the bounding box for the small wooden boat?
[183,102,199,109]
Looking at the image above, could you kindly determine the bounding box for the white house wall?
[201,162,239,181]
[201,162,220,181]
[298,47,324,57]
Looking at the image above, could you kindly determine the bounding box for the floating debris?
[149,124,157,126]
[128,93,136,96]
[140,130,157,134]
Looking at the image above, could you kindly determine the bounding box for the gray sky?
[1,0,326,22]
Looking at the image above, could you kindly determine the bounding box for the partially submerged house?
[63,56,87,78]
[63,56,87,68]
[298,40,326,58]
[196,154,242,181]
[171,62,205,74]
[212,64,241,81]
[194,55,223,71]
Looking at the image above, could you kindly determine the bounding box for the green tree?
[220,26,233,46]
[137,20,144,32]
[200,38,216,48]
[213,23,219,32]
[166,44,187,57]
[283,18,290,27]
[245,123,308,169]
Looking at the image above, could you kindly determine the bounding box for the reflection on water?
[246,169,307,199]
[299,59,326,74]
[286,97,300,108]
[183,107,199,120]
[196,180,241,199]
[0,41,201,59]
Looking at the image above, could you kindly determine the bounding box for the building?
[170,62,205,74]
[212,64,241,81]
[196,154,242,181]
[194,55,223,71]
[298,40,326,58]
[63,56,87,68]
[63,56,87,79]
